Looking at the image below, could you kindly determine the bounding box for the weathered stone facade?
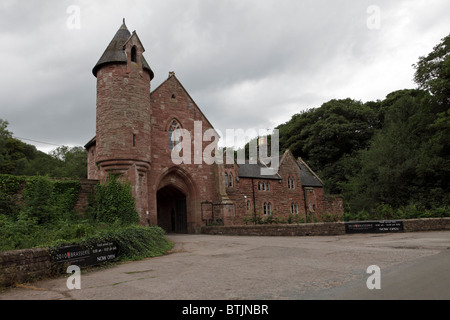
[85,21,344,233]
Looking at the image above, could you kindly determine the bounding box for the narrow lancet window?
[168,120,181,151]
[131,46,137,63]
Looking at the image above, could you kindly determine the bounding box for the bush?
[0,174,173,264]
[343,203,450,221]
[0,175,26,219]
[321,212,341,222]
[61,225,174,261]
[22,176,56,224]
[91,175,139,226]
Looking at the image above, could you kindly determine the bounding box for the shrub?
[321,212,341,222]
[0,174,173,263]
[91,175,139,226]
[22,176,56,224]
[65,225,174,261]
[285,213,305,224]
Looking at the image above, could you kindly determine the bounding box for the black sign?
[52,241,118,267]
[345,220,404,234]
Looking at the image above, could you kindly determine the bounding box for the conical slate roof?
[92,20,153,79]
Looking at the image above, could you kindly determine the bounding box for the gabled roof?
[92,19,153,79]
[124,30,146,52]
[236,149,324,188]
[297,157,323,187]
[150,72,218,135]
[238,160,282,180]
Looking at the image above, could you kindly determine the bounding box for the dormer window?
[131,46,137,63]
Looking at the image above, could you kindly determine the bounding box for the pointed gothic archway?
[155,167,200,233]
[157,185,187,233]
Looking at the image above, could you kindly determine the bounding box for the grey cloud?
[0,0,449,152]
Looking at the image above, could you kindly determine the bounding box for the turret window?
[131,46,137,63]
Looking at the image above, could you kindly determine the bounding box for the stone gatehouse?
[85,20,343,233]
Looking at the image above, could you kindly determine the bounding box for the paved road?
[0,231,449,300]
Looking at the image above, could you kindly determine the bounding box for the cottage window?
[224,173,228,188]
[229,173,233,187]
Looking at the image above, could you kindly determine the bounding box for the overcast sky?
[1,0,449,153]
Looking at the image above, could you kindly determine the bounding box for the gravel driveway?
[1,231,449,300]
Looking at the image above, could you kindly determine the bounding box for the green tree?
[344,89,449,211]
[344,95,422,209]
[277,99,380,194]
[0,119,87,178]
[412,33,450,207]
[413,33,450,110]
[50,146,87,179]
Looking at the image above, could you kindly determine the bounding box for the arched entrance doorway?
[154,167,199,233]
[157,185,187,233]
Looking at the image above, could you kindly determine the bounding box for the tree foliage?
[413,33,450,109]
[277,98,380,194]
[275,34,450,213]
[0,120,87,179]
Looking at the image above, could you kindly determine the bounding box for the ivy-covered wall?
[0,174,85,219]
[0,175,97,251]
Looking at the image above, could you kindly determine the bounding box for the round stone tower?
[92,19,154,219]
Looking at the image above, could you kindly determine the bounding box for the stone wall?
[0,248,55,287]
[403,218,450,232]
[201,218,450,236]
[202,222,346,236]
[73,179,98,213]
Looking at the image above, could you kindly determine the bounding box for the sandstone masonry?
[84,21,344,233]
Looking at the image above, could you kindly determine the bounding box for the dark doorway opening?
[157,185,188,233]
